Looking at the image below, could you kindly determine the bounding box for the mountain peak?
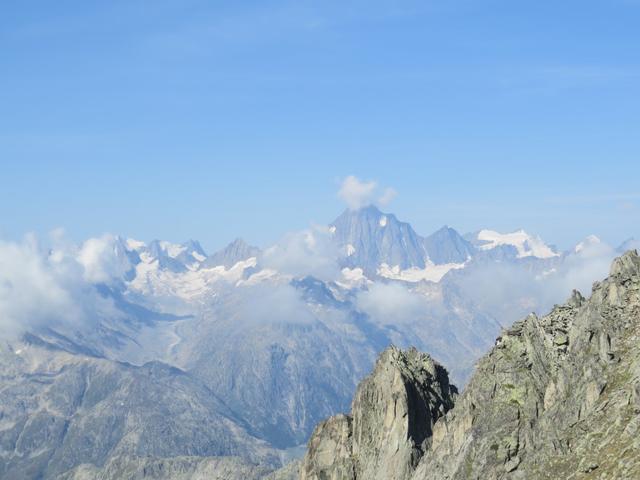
[204,237,260,269]
[331,208,427,274]
[424,226,475,265]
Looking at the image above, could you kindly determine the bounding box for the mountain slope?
[300,250,640,480]
[0,343,279,480]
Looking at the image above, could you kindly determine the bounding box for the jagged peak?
[609,248,640,279]
[375,345,445,381]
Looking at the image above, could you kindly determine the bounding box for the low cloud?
[78,235,133,284]
[455,239,619,326]
[0,234,128,339]
[356,282,428,325]
[337,175,397,210]
[261,226,340,281]
[232,283,317,326]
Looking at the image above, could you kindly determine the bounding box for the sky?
[1,0,639,252]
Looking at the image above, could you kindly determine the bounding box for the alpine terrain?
[0,206,629,479]
[299,250,640,480]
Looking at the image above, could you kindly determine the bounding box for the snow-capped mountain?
[203,238,260,269]
[574,234,602,253]
[331,206,429,274]
[0,205,633,480]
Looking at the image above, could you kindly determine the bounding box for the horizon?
[0,195,636,255]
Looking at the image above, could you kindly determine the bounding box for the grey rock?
[300,346,456,480]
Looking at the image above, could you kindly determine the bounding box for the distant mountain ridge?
[0,204,632,479]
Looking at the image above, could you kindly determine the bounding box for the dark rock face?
[300,347,457,480]
[301,250,640,480]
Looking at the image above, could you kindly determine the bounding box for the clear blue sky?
[1,0,639,252]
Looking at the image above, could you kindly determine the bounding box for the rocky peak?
[423,226,475,265]
[330,207,428,275]
[203,238,260,269]
[300,346,457,480]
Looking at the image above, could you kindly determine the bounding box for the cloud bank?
[455,238,620,326]
[0,234,128,339]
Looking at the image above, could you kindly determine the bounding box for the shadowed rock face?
[300,250,640,480]
[300,347,457,480]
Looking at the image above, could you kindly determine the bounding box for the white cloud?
[233,283,316,326]
[337,175,397,210]
[78,235,132,284]
[356,282,427,325]
[378,187,397,206]
[261,226,340,281]
[455,238,619,326]
[0,236,121,338]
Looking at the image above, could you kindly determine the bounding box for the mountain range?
[0,205,633,479]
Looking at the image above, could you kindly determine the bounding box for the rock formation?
[301,250,640,479]
[300,347,457,480]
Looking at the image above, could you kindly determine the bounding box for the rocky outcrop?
[302,250,640,480]
[300,347,457,480]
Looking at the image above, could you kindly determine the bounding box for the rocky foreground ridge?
[299,250,640,479]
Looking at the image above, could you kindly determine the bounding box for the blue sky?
[1,0,639,251]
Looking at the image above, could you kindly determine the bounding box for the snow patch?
[476,229,558,259]
[129,256,258,300]
[126,238,146,250]
[191,251,206,262]
[346,244,356,257]
[379,216,388,227]
[377,262,466,283]
[160,241,187,259]
[575,235,601,253]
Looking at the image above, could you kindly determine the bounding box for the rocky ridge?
[300,250,640,479]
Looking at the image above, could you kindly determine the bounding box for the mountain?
[331,206,429,275]
[203,238,260,269]
[128,239,207,273]
[299,347,456,480]
[0,342,280,480]
[0,206,631,479]
[423,226,474,265]
[299,250,640,479]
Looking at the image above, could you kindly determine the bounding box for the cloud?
[337,175,397,210]
[0,234,130,339]
[378,187,398,206]
[78,235,133,284]
[356,282,428,325]
[261,226,340,281]
[232,283,317,326]
[454,239,619,326]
